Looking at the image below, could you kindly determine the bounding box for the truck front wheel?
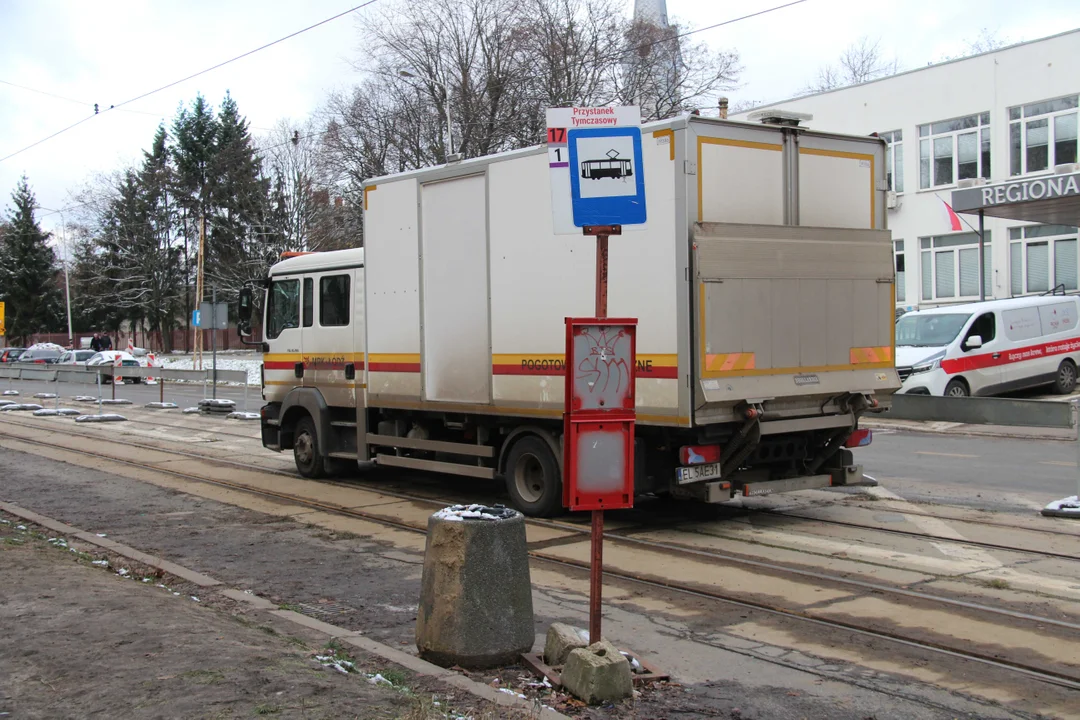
[293,416,327,479]
[504,435,562,518]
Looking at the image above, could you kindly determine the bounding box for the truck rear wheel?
[293,416,327,479]
[504,435,562,518]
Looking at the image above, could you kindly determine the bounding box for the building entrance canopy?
[951,171,1080,225]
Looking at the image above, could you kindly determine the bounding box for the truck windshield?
[266,279,300,339]
[895,313,972,347]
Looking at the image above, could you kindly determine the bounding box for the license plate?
[676,462,722,485]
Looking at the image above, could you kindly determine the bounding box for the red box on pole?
[563,317,636,512]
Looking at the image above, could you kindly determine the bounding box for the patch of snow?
[173,592,181,596]
[182,407,200,414]
[191,596,200,602]
[96,533,107,537]
[15,525,26,530]
[2,390,19,396]
[1045,495,1079,511]
[26,342,65,352]
[92,559,109,567]
[497,688,527,699]
[432,504,517,522]
[161,354,262,386]
[117,568,129,577]
[367,673,393,686]
[142,578,151,583]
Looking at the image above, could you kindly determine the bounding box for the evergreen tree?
[0,177,63,345]
[206,91,271,297]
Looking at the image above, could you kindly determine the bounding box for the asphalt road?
[859,428,1078,508]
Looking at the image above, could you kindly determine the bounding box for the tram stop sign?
[563,317,637,511]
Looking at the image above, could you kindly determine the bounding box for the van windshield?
[896,313,972,347]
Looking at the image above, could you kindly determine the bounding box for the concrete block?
[415,505,534,669]
[561,640,633,705]
[544,622,590,666]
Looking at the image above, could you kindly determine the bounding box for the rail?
[0,363,249,385]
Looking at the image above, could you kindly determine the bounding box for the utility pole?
[194,215,205,371]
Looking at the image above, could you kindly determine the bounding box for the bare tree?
[616,18,741,122]
[964,28,1010,55]
[805,36,898,94]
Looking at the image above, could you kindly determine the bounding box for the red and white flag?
[940,198,963,232]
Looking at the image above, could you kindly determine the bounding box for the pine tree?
[0,177,62,345]
[206,91,271,298]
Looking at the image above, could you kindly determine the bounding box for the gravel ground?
[0,445,1022,720]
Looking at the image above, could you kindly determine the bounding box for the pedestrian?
[90,332,103,352]
[101,333,113,351]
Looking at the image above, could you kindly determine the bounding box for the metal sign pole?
[584,224,619,645]
[211,286,218,400]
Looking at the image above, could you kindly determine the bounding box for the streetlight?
[41,206,74,349]
[398,69,456,157]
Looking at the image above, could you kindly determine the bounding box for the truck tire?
[504,435,562,518]
[944,378,969,397]
[293,416,327,479]
[1055,359,1078,394]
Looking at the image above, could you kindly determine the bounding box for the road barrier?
[884,394,1074,429]
[0,363,254,411]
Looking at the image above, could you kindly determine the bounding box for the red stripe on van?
[941,338,1080,374]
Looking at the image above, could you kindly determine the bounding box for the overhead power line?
[0,0,381,165]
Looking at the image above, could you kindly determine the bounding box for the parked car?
[57,350,96,365]
[86,351,142,384]
[896,294,1080,397]
[0,348,25,363]
[18,348,63,364]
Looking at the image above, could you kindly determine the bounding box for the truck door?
[956,311,1005,395]
[265,275,303,393]
[692,223,901,416]
[308,270,355,408]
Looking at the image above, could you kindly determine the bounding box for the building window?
[1009,95,1079,176]
[1008,224,1079,295]
[918,113,991,189]
[919,232,991,301]
[880,130,904,193]
[894,239,905,302]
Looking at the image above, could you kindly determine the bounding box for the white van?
[895,295,1080,397]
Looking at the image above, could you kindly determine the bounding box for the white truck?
[251,113,900,516]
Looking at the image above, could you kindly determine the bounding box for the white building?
[732,29,1080,310]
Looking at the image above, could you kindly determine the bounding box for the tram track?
[2,415,1080,693]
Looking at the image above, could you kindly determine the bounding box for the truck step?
[376,454,494,480]
[328,452,358,460]
[366,434,494,458]
[330,421,357,428]
[738,475,832,497]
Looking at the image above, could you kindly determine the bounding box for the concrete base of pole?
[415,505,534,669]
[1042,496,1080,518]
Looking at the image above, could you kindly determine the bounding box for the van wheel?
[504,435,563,518]
[944,379,969,397]
[1054,360,1078,394]
[293,416,327,479]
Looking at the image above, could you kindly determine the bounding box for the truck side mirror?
[237,288,253,337]
[964,335,983,350]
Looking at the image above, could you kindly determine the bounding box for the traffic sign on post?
[567,127,646,227]
[546,106,643,234]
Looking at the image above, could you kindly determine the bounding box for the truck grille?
[896,366,913,382]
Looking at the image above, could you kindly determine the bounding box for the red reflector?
[679,444,721,465]
[844,429,873,448]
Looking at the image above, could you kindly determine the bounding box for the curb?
[0,500,568,720]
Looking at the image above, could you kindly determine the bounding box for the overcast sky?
[2,0,1079,237]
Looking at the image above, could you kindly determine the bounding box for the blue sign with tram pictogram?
[567,126,646,227]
